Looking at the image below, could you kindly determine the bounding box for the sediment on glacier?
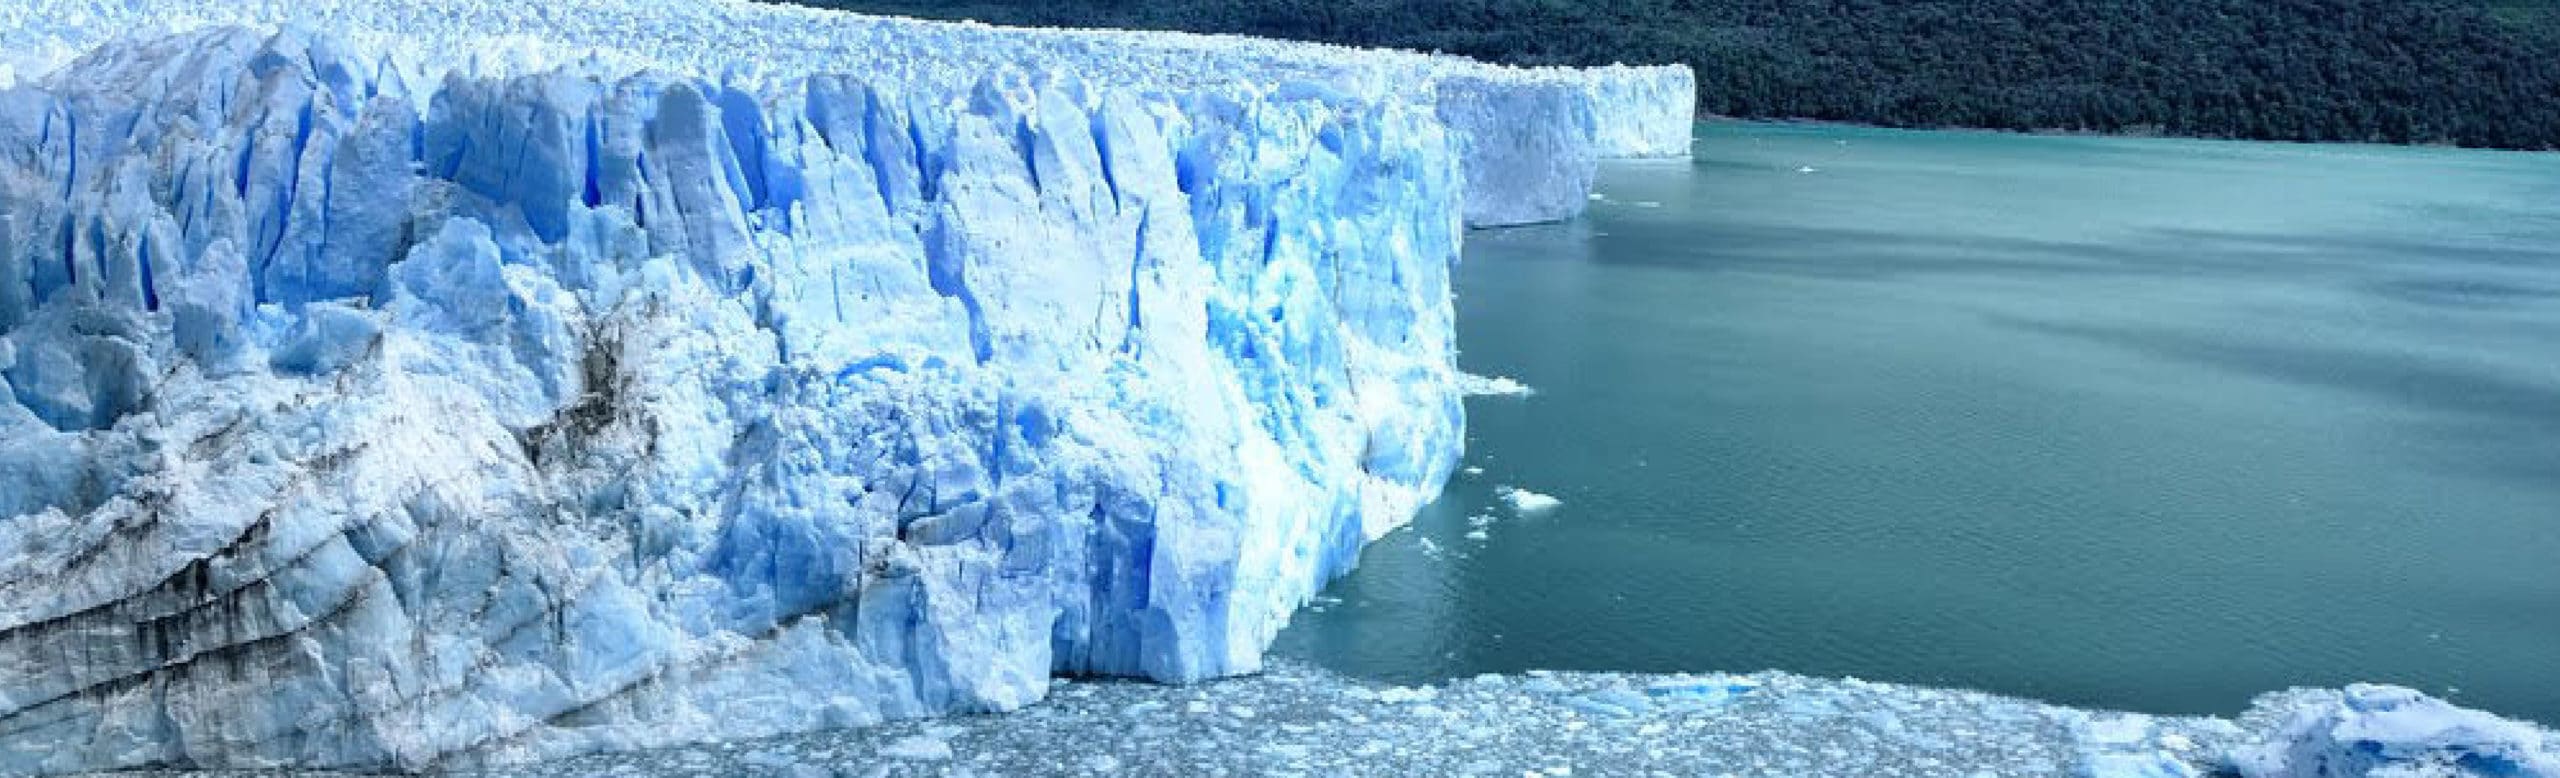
[0,0,1691,771]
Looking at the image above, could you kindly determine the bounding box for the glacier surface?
[0,0,1697,228]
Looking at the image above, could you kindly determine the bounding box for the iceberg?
[2229,685,2559,778]
[1495,485,1564,514]
[0,0,1689,772]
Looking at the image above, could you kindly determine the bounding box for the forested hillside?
[785,0,2560,150]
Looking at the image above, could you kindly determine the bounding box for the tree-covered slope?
[784,0,2560,149]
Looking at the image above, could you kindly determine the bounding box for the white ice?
[1458,372,1537,397]
[0,1,1585,767]
[1496,486,1565,514]
[484,662,2560,778]
[0,0,1694,227]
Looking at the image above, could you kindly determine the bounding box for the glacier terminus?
[0,0,1691,770]
[0,0,2553,776]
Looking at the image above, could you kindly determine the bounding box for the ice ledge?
[0,0,1695,227]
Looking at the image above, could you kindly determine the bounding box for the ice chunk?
[1497,485,1564,514]
[1460,372,1537,397]
[1645,676,1758,710]
[2229,684,2559,778]
[878,734,953,761]
[1375,686,1440,704]
[2080,753,2200,778]
[2071,713,2202,778]
[1563,687,1652,719]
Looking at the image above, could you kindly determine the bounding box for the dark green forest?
[782,0,2560,150]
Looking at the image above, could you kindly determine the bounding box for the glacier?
[3,2,2546,777]
[0,0,1698,228]
[0,0,1695,771]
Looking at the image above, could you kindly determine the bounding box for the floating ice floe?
[1497,486,1565,514]
[2228,684,2558,778]
[483,661,2554,778]
[875,732,954,762]
[1459,372,1538,397]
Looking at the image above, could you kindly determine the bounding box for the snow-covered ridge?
[0,0,1696,227]
[0,15,1492,770]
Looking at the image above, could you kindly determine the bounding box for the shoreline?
[1699,115,2558,155]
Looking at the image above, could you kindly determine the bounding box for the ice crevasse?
[0,0,1694,771]
[0,0,1698,227]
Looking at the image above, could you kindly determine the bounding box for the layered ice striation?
[0,0,1696,228]
[0,6,1583,767]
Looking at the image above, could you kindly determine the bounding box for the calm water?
[1273,123,2560,723]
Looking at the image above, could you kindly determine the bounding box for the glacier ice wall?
[0,23,1478,772]
[0,0,1697,228]
[1583,66,1700,159]
[1434,76,1596,228]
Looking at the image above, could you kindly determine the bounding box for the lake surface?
[1272,123,2560,723]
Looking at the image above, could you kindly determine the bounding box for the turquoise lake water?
[1273,123,2560,723]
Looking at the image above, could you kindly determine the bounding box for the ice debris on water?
[429,660,2560,778]
[2070,712,2203,778]
[875,733,953,762]
[1496,485,1565,514]
[2227,684,2559,778]
[1459,372,1538,397]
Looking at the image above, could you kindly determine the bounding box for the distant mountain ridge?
[789,0,2560,150]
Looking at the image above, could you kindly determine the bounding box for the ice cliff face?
[0,1,1695,771]
[0,19,1491,772]
[1583,66,1700,159]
